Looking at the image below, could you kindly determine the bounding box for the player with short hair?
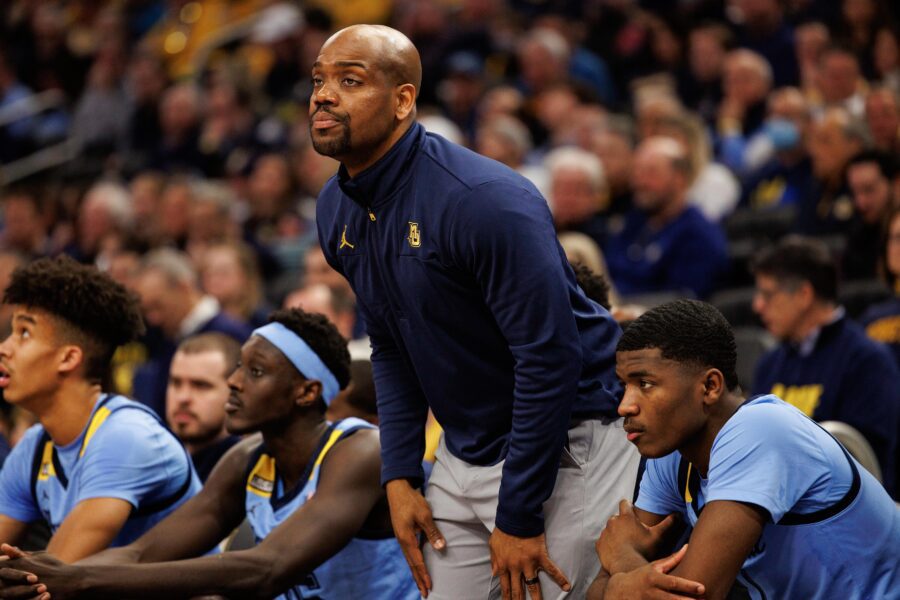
[0,256,201,563]
[0,308,417,600]
[588,299,900,599]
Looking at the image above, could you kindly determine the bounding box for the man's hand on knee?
[489,529,570,600]
[386,479,445,598]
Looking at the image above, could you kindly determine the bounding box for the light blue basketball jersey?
[637,395,900,600]
[244,417,417,600]
[0,394,200,546]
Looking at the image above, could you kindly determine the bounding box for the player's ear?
[57,345,84,375]
[701,368,725,406]
[295,379,323,408]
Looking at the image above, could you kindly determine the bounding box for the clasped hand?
[0,544,62,600]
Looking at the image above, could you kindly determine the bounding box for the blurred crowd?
[0,0,899,460]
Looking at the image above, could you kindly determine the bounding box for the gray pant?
[423,418,641,599]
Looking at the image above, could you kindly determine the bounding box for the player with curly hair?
[0,256,201,563]
[0,308,417,599]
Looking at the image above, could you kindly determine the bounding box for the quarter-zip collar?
[337,122,424,210]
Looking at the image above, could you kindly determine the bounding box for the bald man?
[312,25,639,600]
[605,137,728,299]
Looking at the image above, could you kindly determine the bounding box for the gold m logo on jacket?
[407,222,421,248]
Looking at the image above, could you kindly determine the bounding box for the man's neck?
[679,393,744,477]
[342,119,415,178]
[261,415,330,491]
[788,302,838,345]
[37,382,103,447]
[646,195,686,229]
[185,429,231,456]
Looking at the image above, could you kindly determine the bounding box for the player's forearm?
[586,568,611,600]
[75,543,142,567]
[76,551,284,599]
[605,546,651,574]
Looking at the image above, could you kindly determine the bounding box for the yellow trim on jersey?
[37,441,55,481]
[79,406,112,458]
[683,463,693,504]
[246,454,277,498]
[310,428,345,482]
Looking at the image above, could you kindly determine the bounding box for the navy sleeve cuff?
[381,464,425,490]
[494,509,545,538]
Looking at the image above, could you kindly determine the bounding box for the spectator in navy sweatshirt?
[750,236,898,498]
[311,24,639,600]
[605,136,729,299]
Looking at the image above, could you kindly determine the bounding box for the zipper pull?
[367,208,376,222]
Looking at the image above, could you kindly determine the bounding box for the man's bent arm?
[15,430,386,599]
[45,498,134,562]
[594,501,765,600]
[453,182,590,536]
[363,301,430,487]
[663,501,766,600]
[0,516,28,549]
[316,210,429,487]
[77,439,252,567]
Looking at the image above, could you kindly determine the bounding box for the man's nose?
[314,82,337,105]
[0,334,12,358]
[618,389,639,417]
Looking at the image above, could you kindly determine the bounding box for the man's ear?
[57,345,85,376]
[796,281,816,308]
[395,83,417,121]
[701,368,726,406]
[295,379,323,408]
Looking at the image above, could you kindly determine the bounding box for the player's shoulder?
[718,395,822,452]
[92,397,172,440]
[227,433,265,465]
[322,422,380,473]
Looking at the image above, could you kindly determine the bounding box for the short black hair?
[618,299,739,391]
[572,262,612,310]
[847,149,898,181]
[4,256,145,382]
[750,236,838,301]
[267,308,351,393]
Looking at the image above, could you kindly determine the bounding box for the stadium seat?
[819,421,882,483]
[723,206,796,244]
[838,279,892,319]
[710,287,760,328]
[733,326,776,393]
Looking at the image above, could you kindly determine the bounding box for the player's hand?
[605,545,705,600]
[0,545,65,600]
[489,528,570,600]
[598,500,677,574]
[385,479,445,598]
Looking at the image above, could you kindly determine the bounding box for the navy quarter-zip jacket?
[317,123,622,536]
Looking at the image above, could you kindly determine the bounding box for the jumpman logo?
[339,225,355,250]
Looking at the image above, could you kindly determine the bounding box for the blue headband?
[252,322,340,404]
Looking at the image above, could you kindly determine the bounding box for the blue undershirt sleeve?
[451,181,582,537]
